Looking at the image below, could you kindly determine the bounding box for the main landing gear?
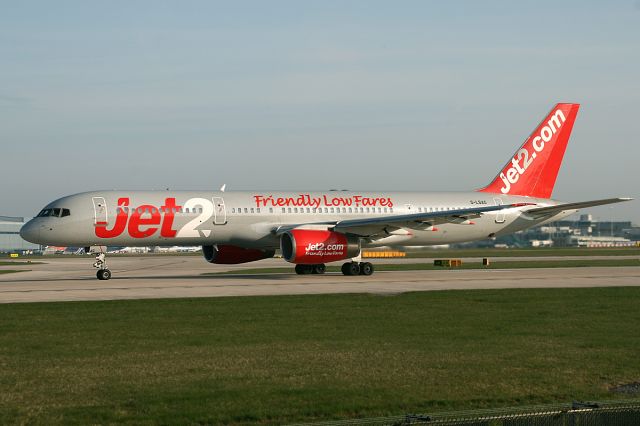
[92,251,112,280]
[293,262,375,276]
[341,261,374,276]
[295,264,326,275]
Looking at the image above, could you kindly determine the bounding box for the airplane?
[20,103,631,280]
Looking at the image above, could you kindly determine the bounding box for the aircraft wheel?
[341,262,360,276]
[359,262,374,276]
[295,264,313,275]
[97,269,112,280]
[312,264,326,274]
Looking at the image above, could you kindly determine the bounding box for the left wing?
[274,203,533,237]
[521,197,632,220]
[331,203,533,236]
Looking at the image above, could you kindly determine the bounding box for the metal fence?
[291,400,640,426]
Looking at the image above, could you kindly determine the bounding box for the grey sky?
[1,1,638,222]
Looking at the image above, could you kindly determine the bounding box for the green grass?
[207,258,640,275]
[0,261,43,266]
[0,270,26,275]
[1,288,640,424]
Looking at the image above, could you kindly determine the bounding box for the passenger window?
[294,208,298,213]
[324,208,328,213]
[288,208,292,213]
[232,208,236,213]
[281,208,286,213]
[250,208,255,213]
[257,208,261,213]
[269,208,273,213]
[306,208,310,213]
[348,207,352,213]
[378,207,382,213]
[384,207,388,213]
[244,208,248,213]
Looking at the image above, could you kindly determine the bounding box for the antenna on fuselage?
[220,184,226,192]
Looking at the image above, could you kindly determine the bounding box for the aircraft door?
[494,198,505,223]
[92,197,108,225]
[212,197,227,225]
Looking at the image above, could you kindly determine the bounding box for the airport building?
[0,216,40,253]
[484,214,640,248]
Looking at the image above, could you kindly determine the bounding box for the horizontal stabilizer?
[524,198,632,219]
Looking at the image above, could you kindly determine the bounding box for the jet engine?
[202,245,275,264]
[280,229,360,264]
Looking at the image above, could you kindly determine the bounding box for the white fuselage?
[20,190,570,251]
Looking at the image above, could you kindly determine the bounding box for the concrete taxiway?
[1,255,639,303]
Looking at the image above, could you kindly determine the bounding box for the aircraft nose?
[20,220,40,243]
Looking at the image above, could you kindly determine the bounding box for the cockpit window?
[37,208,71,218]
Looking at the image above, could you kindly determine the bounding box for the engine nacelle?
[202,245,275,264]
[280,229,360,264]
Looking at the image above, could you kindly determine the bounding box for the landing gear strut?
[90,248,112,280]
[342,262,374,276]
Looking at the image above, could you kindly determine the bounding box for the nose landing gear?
[88,246,112,280]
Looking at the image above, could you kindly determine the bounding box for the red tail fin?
[478,103,580,199]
